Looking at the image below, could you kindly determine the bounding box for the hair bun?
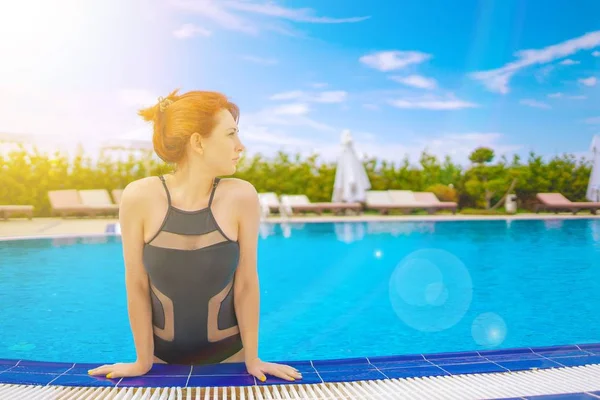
[137,89,239,164]
[138,90,180,122]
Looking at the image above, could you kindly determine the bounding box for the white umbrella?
[586,135,600,202]
[332,129,371,203]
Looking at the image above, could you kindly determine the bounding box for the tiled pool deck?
[0,343,599,399]
[1,213,599,240]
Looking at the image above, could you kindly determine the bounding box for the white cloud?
[359,51,432,72]
[241,130,521,167]
[534,65,555,83]
[547,92,587,100]
[310,82,328,89]
[311,91,348,103]
[269,90,347,103]
[471,30,600,94]
[411,132,522,164]
[579,76,598,87]
[0,86,159,157]
[592,51,600,57]
[241,55,278,65]
[241,102,335,134]
[241,125,313,147]
[585,117,600,125]
[391,75,437,90]
[169,1,257,34]
[172,23,212,39]
[170,0,368,35]
[269,91,305,101]
[389,94,478,110]
[224,1,369,23]
[271,103,310,116]
[559,58,580,65]
[519,99,551,109]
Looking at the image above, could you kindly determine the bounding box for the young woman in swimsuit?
[88,90,302,383]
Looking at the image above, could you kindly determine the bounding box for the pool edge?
[1,342,599,389]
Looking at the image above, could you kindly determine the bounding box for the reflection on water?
[51,235,117,247]
[257,220,436,243]
[81,236,111,245]
[543,219,564,230]
[52,237,79,247]
[335,222,365,243]
[592,220,600,243]
[259,223,277,239]
[366,221,436,236]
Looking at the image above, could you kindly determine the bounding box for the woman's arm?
[119,182,155,369]
[88,180,156,378]
[233,181,261,363]
[232,180,301,382]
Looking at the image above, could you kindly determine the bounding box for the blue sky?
[1,0,599,164]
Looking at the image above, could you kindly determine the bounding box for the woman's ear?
[189,132,204,154]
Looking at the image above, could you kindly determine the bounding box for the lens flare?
[472,312,507,347]
[389,249,472,332]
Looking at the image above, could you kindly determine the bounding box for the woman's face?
[191,108,245,176]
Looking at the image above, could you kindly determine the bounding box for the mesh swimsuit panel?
[142,176,242,365]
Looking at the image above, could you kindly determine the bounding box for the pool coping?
[0,215,598,242]
[1,342,599,389]
[0,232,122,242]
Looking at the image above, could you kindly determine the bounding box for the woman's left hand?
[245,357,302,382]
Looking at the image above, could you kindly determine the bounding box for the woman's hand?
[87,361,152,379]
[245,357,302,382]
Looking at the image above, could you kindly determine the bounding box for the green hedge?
[0,145,592,216]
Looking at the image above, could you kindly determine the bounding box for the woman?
[88,90,302,383]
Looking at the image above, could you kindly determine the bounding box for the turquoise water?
[1,219,599,364]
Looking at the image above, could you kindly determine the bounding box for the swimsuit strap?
[208,177,221,207]
[158,175,172,207]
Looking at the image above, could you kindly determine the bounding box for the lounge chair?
[78,189,119,214]
[258,193,281,217]
[365,190,395,214]
[413,192,458,214]
[279,194,362,216]
[0,205,34,220]
[388,190,422,213]
[365,190,419,214]
[47,190,116,218]
[535,193,600,214]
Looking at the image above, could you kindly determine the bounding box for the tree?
[469,147,495,164]
[0,145,593,216]
[463,147,512,209]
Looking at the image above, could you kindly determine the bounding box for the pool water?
[1,219,599,364]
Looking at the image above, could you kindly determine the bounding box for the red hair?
[139,89,240,164]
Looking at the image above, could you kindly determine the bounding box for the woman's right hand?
[87,361,152,379]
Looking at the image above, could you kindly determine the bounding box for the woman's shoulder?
[219,177,256,192]
[219,178,258,202]
[119,176,164,207]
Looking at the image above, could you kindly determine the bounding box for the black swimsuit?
[142,175,243,364]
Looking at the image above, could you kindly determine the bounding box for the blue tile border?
[523,393,600,399]
[0,343,599,389]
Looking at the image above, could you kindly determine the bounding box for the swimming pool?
[1,218,599,365]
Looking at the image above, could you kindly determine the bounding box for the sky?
[1,0,599,165]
